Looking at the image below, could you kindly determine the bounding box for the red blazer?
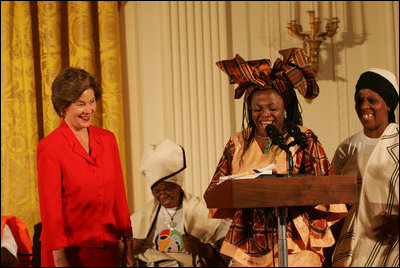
[37,120,132,251]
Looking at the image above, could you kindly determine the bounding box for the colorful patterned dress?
[205,126,348,267]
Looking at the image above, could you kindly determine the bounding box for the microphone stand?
[276,141,296,267]
[265,124,300,267]
[276,204,288,267]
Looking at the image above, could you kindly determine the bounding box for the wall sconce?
[287,1,339,75]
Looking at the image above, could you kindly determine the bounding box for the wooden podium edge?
[205,174,357,208]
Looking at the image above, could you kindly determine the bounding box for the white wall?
[120,1,399,212]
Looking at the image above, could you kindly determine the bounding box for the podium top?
[205,174,357,209]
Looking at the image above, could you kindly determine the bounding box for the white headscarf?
[139,139,186,189]
[367,67,399,94]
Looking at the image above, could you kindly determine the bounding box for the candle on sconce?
[291,1,296,21]
[333,1,337,18]
[287,1,340,75]
[288,1,292,21]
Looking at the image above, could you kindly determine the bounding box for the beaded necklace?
[255,133,272,154]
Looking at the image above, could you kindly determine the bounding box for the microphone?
[265,124,288,153]
[286,122,308,153]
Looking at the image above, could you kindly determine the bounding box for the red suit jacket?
[37,120,132,253]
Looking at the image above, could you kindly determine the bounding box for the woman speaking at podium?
[204,48,347,267]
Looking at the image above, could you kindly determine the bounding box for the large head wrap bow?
[216,48,319,108]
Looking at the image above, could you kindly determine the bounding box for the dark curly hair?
[51,67,102,117]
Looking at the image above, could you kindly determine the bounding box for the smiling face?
[64,88,96,132]
[151,181,182,208]
[250,89,285,137]
[355,88,390,138]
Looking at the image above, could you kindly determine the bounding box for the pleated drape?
[123,2,233,205]
[1,1,128,240]
[1,1,41,241]
[68,1,103,127]
[163,1,232,196]
[37,1,63,136]
[98,2,126,173]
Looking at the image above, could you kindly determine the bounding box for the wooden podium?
[204,174,357,267]
[205,174,357,209]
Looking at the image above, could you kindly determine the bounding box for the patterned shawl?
[216,48,319,107]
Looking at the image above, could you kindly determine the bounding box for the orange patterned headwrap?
[216,48,319,107]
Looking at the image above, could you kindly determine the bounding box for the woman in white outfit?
[331,68,399,267]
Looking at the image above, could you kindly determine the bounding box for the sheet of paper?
[217,163,276,184]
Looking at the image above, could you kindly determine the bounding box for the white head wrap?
[139,139,186,189]
[367,67,399,94]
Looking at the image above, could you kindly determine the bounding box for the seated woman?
[131,139,231,267]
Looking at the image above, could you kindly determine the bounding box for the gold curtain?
[1,1,127,240]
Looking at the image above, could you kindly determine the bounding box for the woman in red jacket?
[37,67,133,267]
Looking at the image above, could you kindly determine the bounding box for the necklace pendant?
[264,140,272,154]
[168,221,177,230]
